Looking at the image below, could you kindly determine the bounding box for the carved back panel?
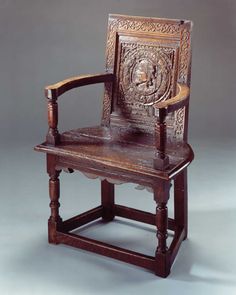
[102,14,192,141]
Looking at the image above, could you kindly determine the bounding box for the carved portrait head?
[133,59,157,94]
[119,44,174,106]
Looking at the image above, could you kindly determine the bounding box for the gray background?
[1,1,236,294]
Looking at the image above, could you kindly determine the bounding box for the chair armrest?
[153,83,190,114]
[45,72,114,145]
[152,83,190,171]
[45,73,114,99]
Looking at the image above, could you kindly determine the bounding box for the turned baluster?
[48,169,62,244]
[156,202,168,254]
[154,182,170,277]
[46,89,60,145]
[154,108,169,170]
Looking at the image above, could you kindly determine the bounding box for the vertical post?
[101,81,113,127]
[101,180,115,221]
[156,202,168,253]
[45,89,60,145]
[174,169,188,239]
[47,154,62,244]
[153,108,169,170]
[154,181,170,277]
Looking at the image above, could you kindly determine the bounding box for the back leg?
[174,169,188,240]
[101,180,115,221]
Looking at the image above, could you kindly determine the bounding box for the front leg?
[154,181,171,277]
[47,154,62,244]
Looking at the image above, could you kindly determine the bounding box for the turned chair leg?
[101,180,115,221]
[174,169,188,240]
[47,155,62,244]
[155,201,170,277]
[154,182,171,277]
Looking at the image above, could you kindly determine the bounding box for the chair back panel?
[102,14,192,141]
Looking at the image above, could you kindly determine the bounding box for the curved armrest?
[151,83,190,170]
[45,72,114,145]
[153,83,190,114]
[45,73,114,99]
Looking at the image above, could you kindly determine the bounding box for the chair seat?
[35,126,194,183]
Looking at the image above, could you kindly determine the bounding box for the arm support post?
[154,108,169,170]
[152,83,190,170]
[46,98,60,145]
[44,73,114,146]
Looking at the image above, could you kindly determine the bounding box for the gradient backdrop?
[1,1,236,295]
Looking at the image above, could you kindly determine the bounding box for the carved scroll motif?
[106,18,181,71]
[178,29,191,83]
[173,107,185,138]
[174,29,191,140]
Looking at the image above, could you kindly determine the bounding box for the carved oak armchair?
[35,14,194,277]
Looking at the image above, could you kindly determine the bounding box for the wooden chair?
[35,14,194,277]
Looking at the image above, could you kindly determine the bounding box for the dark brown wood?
[156,202,168,254]
[46,99,60,145]
[61,206,103,232]
[106,14,192,142]
[35,14,194,277]
[101,180,115,221]
[56,231,155,271]
[115,204,155,225]
[47,154,62,244]
[115,204,176,231]
[153,83,190,170]
[153,83,190,113]
[35,128,194,184]
[45,73,114,99]
[153,108,169,170]
[154,181,171,277]
[174,169,188,239]
[45,73,114,146]
[168,228,186,265]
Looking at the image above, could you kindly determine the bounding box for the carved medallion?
[119,44,174,108]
